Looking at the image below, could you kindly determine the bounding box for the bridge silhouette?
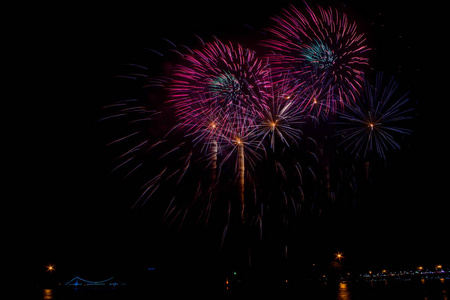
[65,276,125,287]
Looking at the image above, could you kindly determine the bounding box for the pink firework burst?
[169,38,272,151]
[264,3,370,112]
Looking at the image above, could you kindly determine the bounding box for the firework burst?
[335,73,412,160]
[253,75,304,150]
[169,38,271,131]
[264,3,370,109]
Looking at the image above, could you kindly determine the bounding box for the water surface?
[37,280,449,299]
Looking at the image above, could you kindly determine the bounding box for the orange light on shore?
[46,264,55,273]
[335,252,344,262]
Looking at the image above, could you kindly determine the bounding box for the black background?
[15,0,447,288]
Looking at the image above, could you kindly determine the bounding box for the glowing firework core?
[209,72,243,103]
[302,40,337,70]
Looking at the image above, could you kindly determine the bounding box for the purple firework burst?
[264,3,370,110]
[169,38,272,150]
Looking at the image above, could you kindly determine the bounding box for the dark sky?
[18,0,447,286]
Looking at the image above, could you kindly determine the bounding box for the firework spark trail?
[253,74,305,150]
[290,70,336,124]
[238,140,245,221]
[218,106,263,222]
[242,73,319,227]
[335,73,412,160]
[169,38,272,223]
[169,40,268,205]
[101,96,162,178]
[263,3,370,112]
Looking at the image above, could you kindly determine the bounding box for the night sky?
[19,0,447,288]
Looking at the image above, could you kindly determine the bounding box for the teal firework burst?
[302,39,337,71]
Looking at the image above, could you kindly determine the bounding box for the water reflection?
[42,289,53,300]
[337,281,351,300]
[35,281,449,300]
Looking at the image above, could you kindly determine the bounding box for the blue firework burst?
[335,73,413,160]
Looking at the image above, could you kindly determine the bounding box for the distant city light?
[359,265,449,283]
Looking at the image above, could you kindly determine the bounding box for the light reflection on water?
[337,281,351,300]
[38,280,449,299]
[41,289,53,300]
